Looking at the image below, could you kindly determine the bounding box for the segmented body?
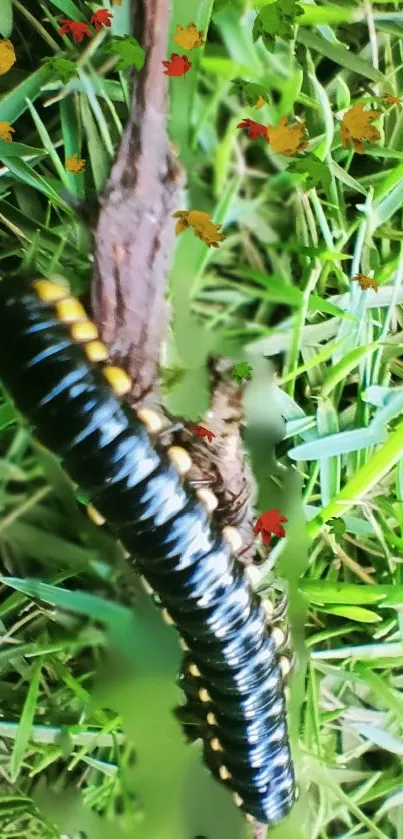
[0,277,296,825]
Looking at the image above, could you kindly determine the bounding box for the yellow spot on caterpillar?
[284,686,291,702]
[71,321,99,342]
[222,526,242,553]
[246,565,261,587]
[140,576,154,595]
[198,688,211,703]
[86,504,105,526]
[34,279,66,301]
[219,765,232,781]
[179,638,189,651]
[207,712,217,726]
[245,814,254,824]
[137,408,163,434]
[196,488,218,513]
[189,663,201,677]
[295,785,300,801]
[272,627,286,649]
[210,738,223,752]
[280,656,291,678]
[55,297,87,324]
[167,445,192,476]
[85,340,109,362]
[103,365,131,396]
[233,793,243,808]
[162,609,174,626]
[262,599,274,619]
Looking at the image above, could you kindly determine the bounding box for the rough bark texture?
[166,359,257,565]
[91,0,184,406]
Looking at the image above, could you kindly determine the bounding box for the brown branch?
[168,359,257,565]
[91,0,184,406]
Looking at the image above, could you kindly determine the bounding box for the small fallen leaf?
[106,35,145,71]
[381,92,402,109]
[231,362,253,385]
[230,79,270,108]
[252,0,304,53]
[341,103,381,154]
[58,20,92,43]
[254,95,266,110]
[188,425,216,443]
[237,118,268,141]
[254,509,287,546]
[41,55,77,84]
[266,115,308,155]
[328,518,346,544]
[173,23,205,50]
[162,53,192,77]
[0,122,15,142]
[287,155,332,191]
[90,9,113,30]
[0,39,16,75]
[66,153,86,174]
[352,273,379,292]
[173,210,225,248]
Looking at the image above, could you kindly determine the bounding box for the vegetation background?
[0,0,402,837]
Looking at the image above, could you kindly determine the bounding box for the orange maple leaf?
[254,95,266,110]
[254,509,287,547]
[237,118,269,140]
[90,9,113,30]
[162,53,192,77]
[0,39,16,75]
[173,23,205,50]
[352,273,379,292]
[173,210,226,248]
[189,424,216,443]
[341,104,381,154]
[66,153,86,174]
[266,116,308,155]
[0,122,15,142]
[59,20,92,43]
[381,92,402,109]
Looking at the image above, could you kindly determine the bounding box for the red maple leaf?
[162,53,192,77]
[237,118,269,141]
[254,509,287,546]
[59,19,92,42]
[190,424,215,443]
[90,9,113,30]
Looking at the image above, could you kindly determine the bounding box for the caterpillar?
[0,276,296,826]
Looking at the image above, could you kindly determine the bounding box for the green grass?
[0,0,402,836]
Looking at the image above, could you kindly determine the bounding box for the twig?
[92,0,184,406]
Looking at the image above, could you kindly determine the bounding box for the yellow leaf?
[172,209,225,247]
[381,92,402,109]
[352,273,379,292]
[254,95,266,110]
[266,115,308,156]
[65,153,86,174]
[0,40,16,76]
[173,23,205,50]
[0,122,15,142]
[341,104,381,154]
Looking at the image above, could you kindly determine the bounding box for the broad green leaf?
[300,580,387,604]
[0,0,13,38]
[317,605,382,623]
[288,425,387,461]
[10,656,43,782]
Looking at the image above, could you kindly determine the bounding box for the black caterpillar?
[0,276,296,826]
